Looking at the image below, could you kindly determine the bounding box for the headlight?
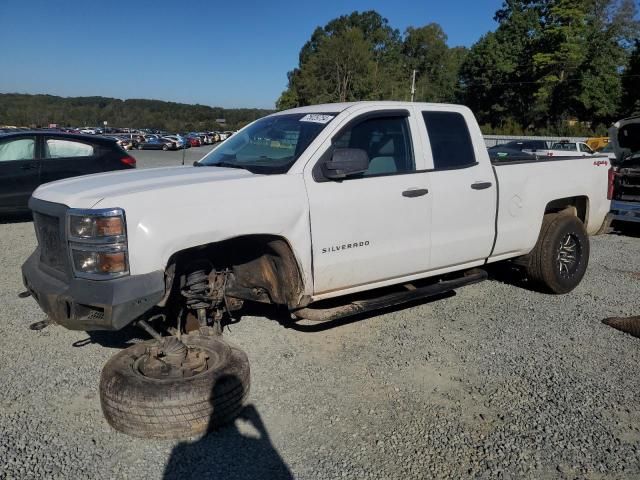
[67,208,129,279]
[69,210,125,239]
[71,246,128,275]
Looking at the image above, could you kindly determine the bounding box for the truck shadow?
[611,221,640,238]
[72,324,145,349]
[163,403,293,480]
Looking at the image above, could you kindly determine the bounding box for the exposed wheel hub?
[136,337,211,379]
[557,233,580,277]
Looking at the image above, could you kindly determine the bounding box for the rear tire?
[523,213,589,294]
[162,144,169,151]
[100,334,250,439]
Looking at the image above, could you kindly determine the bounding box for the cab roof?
[272,101,465,115]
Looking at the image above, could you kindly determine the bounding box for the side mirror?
[322,148,369,180]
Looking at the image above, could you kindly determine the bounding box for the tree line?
[278,3,640,136]
[0,94,272,131]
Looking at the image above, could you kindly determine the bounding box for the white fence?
[483,135,588,148]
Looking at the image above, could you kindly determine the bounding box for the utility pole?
[410,70,417,102]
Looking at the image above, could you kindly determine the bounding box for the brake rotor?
[135,337,210,379]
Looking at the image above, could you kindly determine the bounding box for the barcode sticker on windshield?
[300,114,334,124]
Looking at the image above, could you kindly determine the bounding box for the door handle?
[21,164,37,170]
[402,188,429,198]
[471,181,492,190]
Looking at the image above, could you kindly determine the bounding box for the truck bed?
[489,154,611,262]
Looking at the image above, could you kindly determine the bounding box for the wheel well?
[163,235,305,309]
[544,196,589,226]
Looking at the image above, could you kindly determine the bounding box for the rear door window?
[0,138,36,162]
[422,111,476,170]
[44,139,94,158]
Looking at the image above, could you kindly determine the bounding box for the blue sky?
[0,0,503,109]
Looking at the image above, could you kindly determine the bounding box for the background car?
[487,145,538,162]
[80,127,102,135]
[181,134,201,147]
[496,140,549,152]
[117,136,138,150]
[136,137,176,151]
[0,132,136,213]
[163,135,187,149]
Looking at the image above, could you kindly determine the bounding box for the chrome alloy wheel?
[557,233,580,277]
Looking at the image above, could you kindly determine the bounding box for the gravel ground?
[1,157,639,479]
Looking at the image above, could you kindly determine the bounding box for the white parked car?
[80,127,101,135]
[539,140,597,157]
[162,135,186,149]
[21,101,611,439]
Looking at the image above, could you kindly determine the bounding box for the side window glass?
[0,138,36,162]
[422,111,476,170]
[332,116,414,177]
[579,144,593,154]
[45,139,94,158]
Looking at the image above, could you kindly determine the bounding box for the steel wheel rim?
[557,233,580,277]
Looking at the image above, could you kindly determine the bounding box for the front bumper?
[22,251,165,331]
[611,200,640,224]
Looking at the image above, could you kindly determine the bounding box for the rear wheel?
[137,144,144,150]
[100,333,250,439]
[523,213,589,294]
[162,144,169,151]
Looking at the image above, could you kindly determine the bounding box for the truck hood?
[609,116,640,163]
[32,166,254,208]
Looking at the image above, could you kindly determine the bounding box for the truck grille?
[34,212,66,272]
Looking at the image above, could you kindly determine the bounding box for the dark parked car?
[0,132,136,214]
[487,145,538,162]
[497,140,549,151]
[136,137,176,151]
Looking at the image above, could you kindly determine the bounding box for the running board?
[292,269,488,323]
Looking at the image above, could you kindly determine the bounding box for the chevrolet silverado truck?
[21,101,611,439]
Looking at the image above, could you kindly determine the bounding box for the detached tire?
[99,334,250,439]
[524,213,589,294]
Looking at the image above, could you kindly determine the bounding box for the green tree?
[402,24,467,102]
[0,94,272,131]
[622,40,640,116]
[278,11,403,107]
[278,11,465,108]
[461,0,638,133]
[459,2,541,128]
[295,27,376,104]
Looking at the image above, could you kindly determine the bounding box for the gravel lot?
[1,154,639,479]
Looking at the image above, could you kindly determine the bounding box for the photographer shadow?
[163,403,293,480]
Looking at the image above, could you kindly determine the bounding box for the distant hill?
[0,93,273,131]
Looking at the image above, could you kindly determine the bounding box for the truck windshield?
[197,113,337,174]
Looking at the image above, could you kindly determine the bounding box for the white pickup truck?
[21,101,611,439]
